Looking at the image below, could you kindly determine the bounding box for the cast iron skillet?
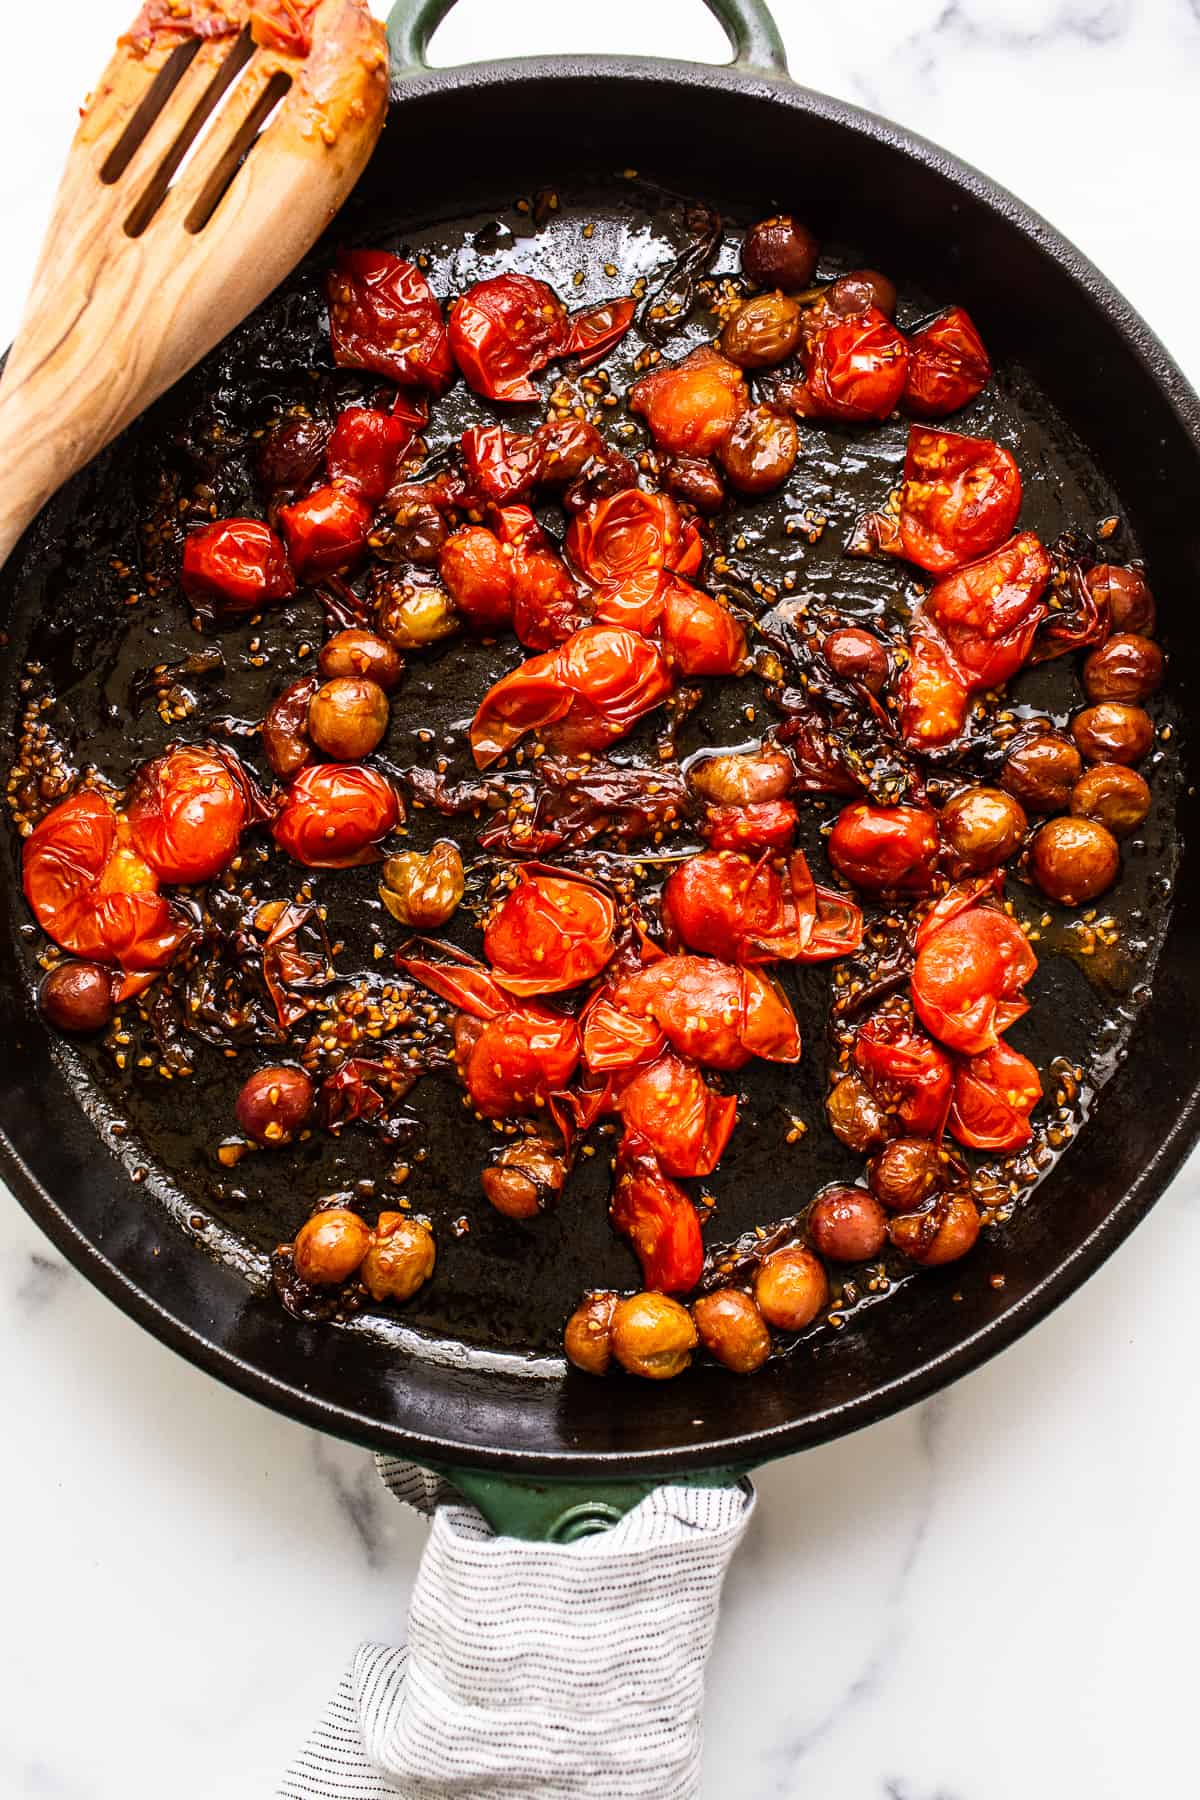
[1,0,1198,1533]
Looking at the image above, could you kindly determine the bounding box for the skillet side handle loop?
[386,0,789,76]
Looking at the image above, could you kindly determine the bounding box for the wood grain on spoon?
[0,0,389,571]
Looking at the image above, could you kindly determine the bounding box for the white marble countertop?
[2,3,1198,1795]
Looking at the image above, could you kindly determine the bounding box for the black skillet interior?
[1,52,1198,1474]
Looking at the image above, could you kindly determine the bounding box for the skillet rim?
[3,51,1199,1474]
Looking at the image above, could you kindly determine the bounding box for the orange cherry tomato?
[439,525,515,632]
[484,869,618,996]
[460,1004,581,1117]
[326,406,412,503]
[491,506,583,650]
[662,849,863,966]
[22,790,188,972]
[853,1011,953,1137]
[449,273,569,403]
[278,485,374,582]
[792,307,908,422]
[126,745,249,884]
[469,625,673,768]
[618,1051,737,1178]
[899,533,1052,748]
[949,1039,1042,1151]
[611,954,801,1069]
[327,249,454,393]
[827,803,940,894]
[703,799,798,851]
[581,994,667,1075]
[272,763,398,868]
[902,306,991,419]
[898,428,1021,574]
[591,571,745,676]
[911,896,1036,1055]
[629,347,747,455]
[565,489,691,584]
[180,518,295,613]
[610,1131,703,1292]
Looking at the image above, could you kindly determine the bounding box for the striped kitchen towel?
[278,1456,755,1800]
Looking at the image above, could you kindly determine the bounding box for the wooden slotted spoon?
[0,0,389,571]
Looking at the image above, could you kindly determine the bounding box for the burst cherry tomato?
[566,489,695,584]
[460,1005,581,1117]
[460,424,542,505]
[469,626,673,768]
[126,745,249,884]
[326,407,411,503]
[563,297,636,368]
[272,763,398,868]
[628,347,747,456]
[22,791,188,971]
[852,1011,953,1138]
[898,428,1021,574]
[483,869,617,996]
[438,525,514,632]
[900,532,1052,748]
[618,1051,737,1178]
[791,307,908,422]
[449,273,569,403]
[662,849,863,965]
[949,1039,1042,1151]
[610,1132,703,1292]
[827,803,940,893]
[491,506,582,650]
[582,995,667,1075]
[327,249,453,393]
[591,570,745,676]
[902,307,991,418]
[703,799,798,851]
[610,954,801,1069]
[278,485,373,581]
[911,889,1037,1054]
[180,518,295,613]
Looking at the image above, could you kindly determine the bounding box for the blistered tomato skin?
[449,273,569,403]
[828,803,940,893]
[272,764,399,869]
[902,307,991,418]
[327,250,453,393]
[181,518,295,612]
[127,746,249,885]
[629,347,747,456]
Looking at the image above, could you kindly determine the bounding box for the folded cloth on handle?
[278,1455,755,1800]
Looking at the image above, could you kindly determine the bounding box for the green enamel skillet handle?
[387,0,789,77]
[430,1463,754,1540]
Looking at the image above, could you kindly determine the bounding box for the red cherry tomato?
[618,1051,737,1178]
[448,273,569,403]
[792,308,908,422]
[566,489,693,584]
[563,297,636,369]
[629,347,747,456]
[126,745,249,884]
[661,849,863,966]
[460,1004,581,1117]
[853,1011,953,1137]
[272,763,398,868]
[903,307,991,418]
[898,428,1021,574]
[611,954,801,1069]
[703,799,798,851]
[581,994,667,1075]
[278,485,373,581]
[949,1039,1042,1151]
[22,790,188,971]
[249,0,317,55]
[460,424,543,505]
[326,407,411,503]
[827,803,940,894]
[911,897,1037,1055]
[610,1131,703,1292]
[438,526,514,632]
[591,571,745,676]
[491,506,582,650]
[326,249,453,393]
[899,533,1052,748]
[470,626,673,768]
[180,518,295,613]
[483,869,618,996]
